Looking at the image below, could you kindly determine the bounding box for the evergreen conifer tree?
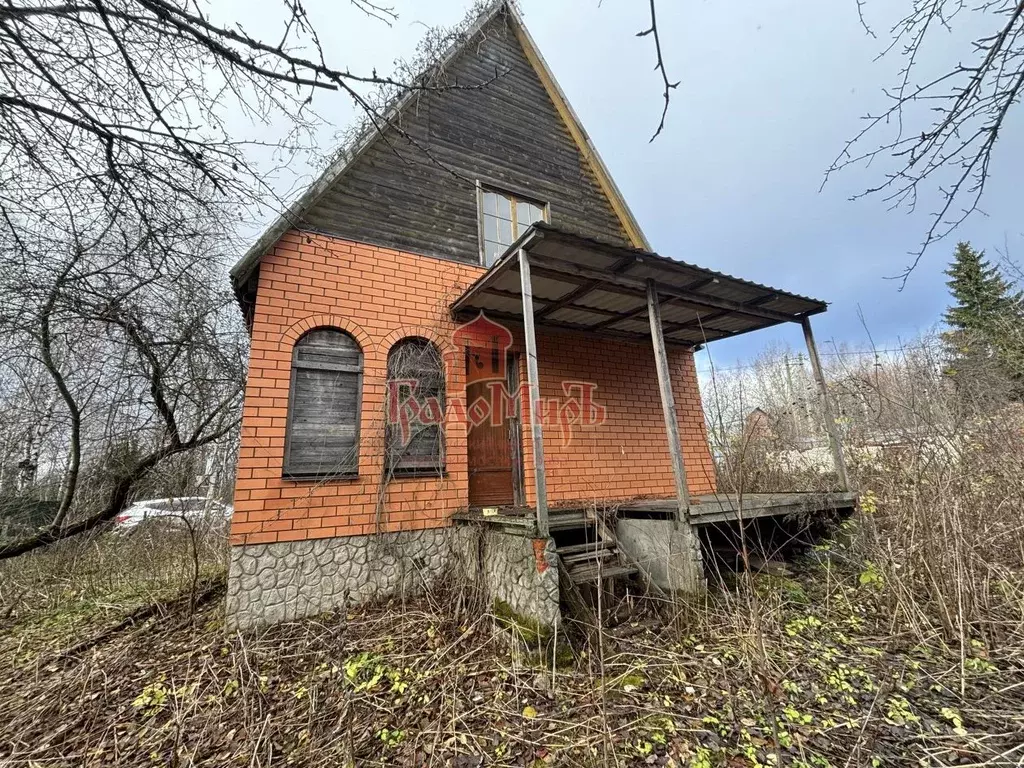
[943,242,1023,396]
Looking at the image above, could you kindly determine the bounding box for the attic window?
[480,189,547,267]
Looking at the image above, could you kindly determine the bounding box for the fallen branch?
[52,575,225,664]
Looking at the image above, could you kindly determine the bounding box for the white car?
[114,497,233,531]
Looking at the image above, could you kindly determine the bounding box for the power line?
[697,344,941,373]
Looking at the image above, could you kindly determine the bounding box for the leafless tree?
[637,1,1022,278]
[826,0,1024,282]
[0,0,508,556]
[0,206,245,558]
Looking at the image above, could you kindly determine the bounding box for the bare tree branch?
[0,0,508,262]
[825,0,1024,285]
[638,0,679,142]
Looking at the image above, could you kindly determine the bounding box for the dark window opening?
[386,338,446,476]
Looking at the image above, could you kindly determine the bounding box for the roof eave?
[448,222,830,345]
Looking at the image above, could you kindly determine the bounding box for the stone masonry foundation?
[226,525,563,631]
[226,528,458,629]
[457,526,560,634]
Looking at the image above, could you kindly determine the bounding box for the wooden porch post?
[800,316,851,492]
[646,280,691,524]
[519,248,549,538]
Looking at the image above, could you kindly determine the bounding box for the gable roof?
[230,0,649,292]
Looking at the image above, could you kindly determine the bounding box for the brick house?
[226,1,853,629]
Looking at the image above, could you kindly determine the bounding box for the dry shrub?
[859,404,1024,646]
[0,519,227,635]
[705,334,1024,649]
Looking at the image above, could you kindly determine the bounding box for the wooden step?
[561,548,617,565]
[556,540,613,556]
[570,563,638,584]
[548,512,595,530]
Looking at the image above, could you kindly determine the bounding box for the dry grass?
[1,524,1024,767]
[3,340,1024,766]
[0,520,227,649]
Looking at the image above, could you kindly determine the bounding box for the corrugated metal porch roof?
[449,223,828,345]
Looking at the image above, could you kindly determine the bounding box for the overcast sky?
[228,0,1023,369]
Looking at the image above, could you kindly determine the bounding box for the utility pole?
[796,352,813,438]
[783,354,798,440]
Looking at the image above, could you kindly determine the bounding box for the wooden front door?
[467,353,523,507]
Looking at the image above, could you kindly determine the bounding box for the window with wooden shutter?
[283,328,362,478]
[386,338,446,476]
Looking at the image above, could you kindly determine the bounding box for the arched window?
[386,338,445,475]
[284,328,362,478]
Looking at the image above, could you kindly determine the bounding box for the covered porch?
[449,223,854,597]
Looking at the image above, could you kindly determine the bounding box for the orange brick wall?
[231,230,716,547]
[525,335,716,506]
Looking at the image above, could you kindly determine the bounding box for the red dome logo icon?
[452,312,514,384]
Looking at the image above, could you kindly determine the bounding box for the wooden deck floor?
[622,491,858,526]
[452,491,858,534]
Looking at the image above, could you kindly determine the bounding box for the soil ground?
[1,539,1022,767]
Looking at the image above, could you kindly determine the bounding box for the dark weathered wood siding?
[300,10,631,263]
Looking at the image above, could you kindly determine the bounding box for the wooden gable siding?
[300,10,631,264]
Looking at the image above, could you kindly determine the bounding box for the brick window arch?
[284,328,362,478]
[386,337,446,476]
